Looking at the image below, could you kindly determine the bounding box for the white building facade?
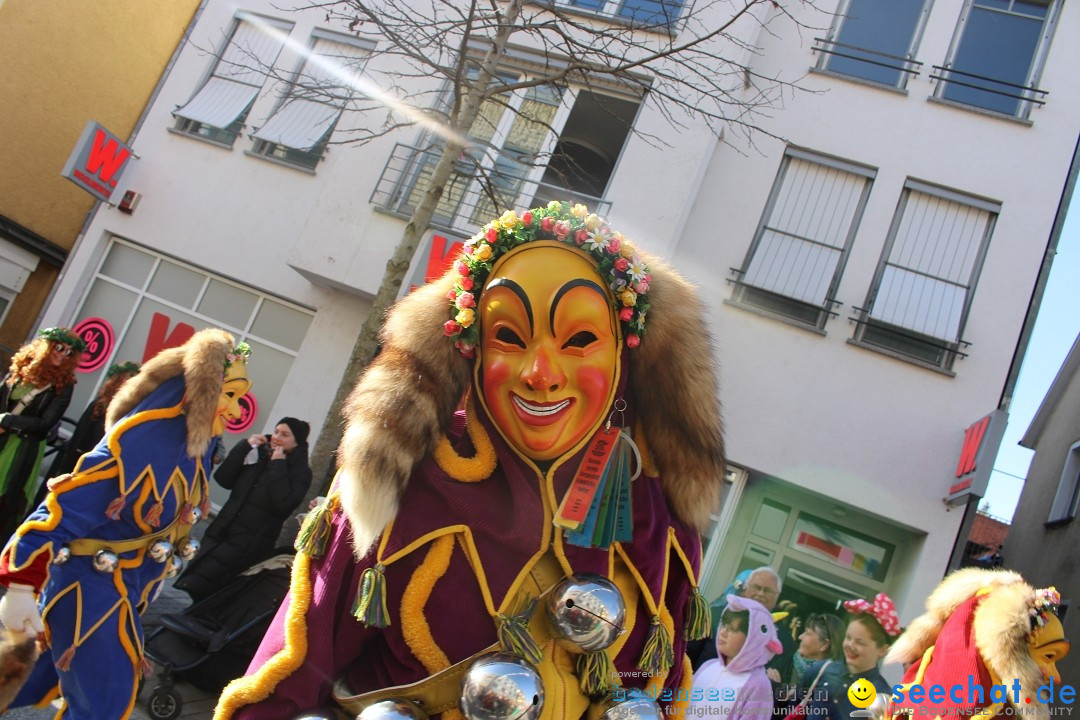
[39,0,1079,624]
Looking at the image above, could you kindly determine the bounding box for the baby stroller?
[142,550,293,719]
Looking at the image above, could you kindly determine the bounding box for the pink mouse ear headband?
[844,592,902,638]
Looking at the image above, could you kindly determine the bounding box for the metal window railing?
[930,65,1048,107]
[370,142,613,234]
[812,38,923,79]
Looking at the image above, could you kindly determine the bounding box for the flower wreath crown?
[106,361,140,378]
[38,327,87,353]
[444,201,651,358]
[225,342,251,373]
[1028,586,1061,640]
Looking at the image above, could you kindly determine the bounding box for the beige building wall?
[0,0,201,356]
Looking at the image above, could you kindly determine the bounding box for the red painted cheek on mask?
[574,366,613,409]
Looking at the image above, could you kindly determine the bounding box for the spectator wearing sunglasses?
[0,328,83,542]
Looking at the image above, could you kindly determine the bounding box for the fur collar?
[106,328,235,458]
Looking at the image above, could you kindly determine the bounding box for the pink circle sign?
[226,392,258,434]
[73,317,114,373]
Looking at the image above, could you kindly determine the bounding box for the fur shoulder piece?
[338,274,472,556]
[105,328,236,458]
[630,253,724,532]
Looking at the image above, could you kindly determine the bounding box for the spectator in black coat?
[175,417,312,602]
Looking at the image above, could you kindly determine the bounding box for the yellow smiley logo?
[848,678,877,708]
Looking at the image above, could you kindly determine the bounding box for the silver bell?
[291,709,349,720]
[356,699,428,720]
[599,698,663,720]
[92,549,120,573]
[545,574,626,653]
[177,537,200,560]
[52,546,71,565]
[460,652,543,720]
[165,554,183,578]
[148,540,174,563]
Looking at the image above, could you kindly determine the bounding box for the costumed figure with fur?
[887,568,1069,718]
[216,202,726,720]
[0,329,252,719]
[0,328,84,544]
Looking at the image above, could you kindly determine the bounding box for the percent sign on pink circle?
[227,392,258,434]
[73,317,115,373]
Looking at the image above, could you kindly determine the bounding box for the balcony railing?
[370,142,612,235]
[930,65,1048,115]
[812,38,922,88]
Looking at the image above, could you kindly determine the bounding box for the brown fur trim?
[105,328,235,458]
[338,274,472,556]
[0,628,39,713]
[886,568,1025,666]
[631,253,725,531]
[973,582,1047,714]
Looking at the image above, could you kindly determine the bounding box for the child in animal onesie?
[689,595,781,718]
[0,329,251,720]
[216,202,726,720]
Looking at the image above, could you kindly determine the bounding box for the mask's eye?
[495,327,525,348]
[761,624,768,634]
[562,331,597,349]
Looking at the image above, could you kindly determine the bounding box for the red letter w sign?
[61,120,135,203]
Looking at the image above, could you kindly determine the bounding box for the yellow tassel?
[354,564,390,628]
[637,616,673,674]
[684,588,710,641]
[55,644,76,672]
[576,650,616,698]
[294,500,334,559]
[496,598,541,664]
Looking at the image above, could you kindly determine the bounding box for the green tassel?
[353,564,390,628]
[497,597,542,664]
[294,501,333,559]
[576,650,616,698]
[637,616,674,674]
[684,588,710,641]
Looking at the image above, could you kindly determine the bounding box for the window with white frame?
[732,149,875,330]
[249,31,373,171]
[816,0,930,89]
[564,0,685,28]
[853,181,998,370]
[374,69,639,234]
[1047,440,1080,524]
[934,0,1058,118]
[173,14,292,146]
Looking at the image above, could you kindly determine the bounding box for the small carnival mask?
[213,357,251,436]
[1028,611,1069,683]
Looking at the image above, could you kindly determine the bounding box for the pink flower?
[444,320,461,336]
[455,260,470,276]
[463,244,473,255]
[553,220,572,238]
[619,307,634,322]
[607,237,621,254]
[541,217,554,232]
[574,229,589,246]
[486,227,498,243]
[626,334,640,348]
[456,292,476,309]
[446,289,458,301]
[522,211,533,226]
[454,340,475,358]
[634,281,649,294]
[614,257,629,272]
[460,276,474,291]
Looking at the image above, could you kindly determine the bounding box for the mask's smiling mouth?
[511,394,572,425]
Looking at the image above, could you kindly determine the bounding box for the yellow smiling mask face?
[477,242,620,463]
[1029,612,1070,684]
[212,359,251,436]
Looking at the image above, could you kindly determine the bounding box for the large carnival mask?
[213,358,251,436]
[1028,611,1069,683]
[478,242,620,462]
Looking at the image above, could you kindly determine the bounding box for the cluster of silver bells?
[51,537,199,577]
[294,575,661,720]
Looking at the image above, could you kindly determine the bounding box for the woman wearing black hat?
[175,417,312,602]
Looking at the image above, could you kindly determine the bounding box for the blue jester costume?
[0,329,249,719]
[217,204,727,720]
